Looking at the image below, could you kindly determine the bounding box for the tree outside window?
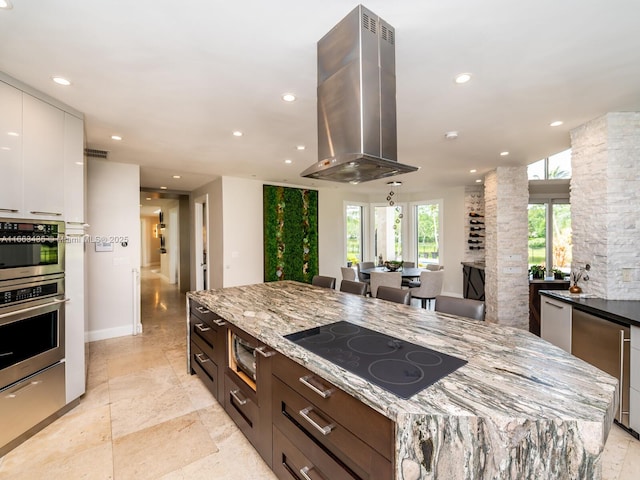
[415,203,440,267]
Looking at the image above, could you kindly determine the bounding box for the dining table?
[360,266,424,280]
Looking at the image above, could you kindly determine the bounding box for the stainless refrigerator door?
[572,309,630,427]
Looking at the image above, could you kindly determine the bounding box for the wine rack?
[468,213,484,250]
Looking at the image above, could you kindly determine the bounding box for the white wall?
[87,159,141,340]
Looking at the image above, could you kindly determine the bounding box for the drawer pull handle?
[299,466,321,480]
[544,300,564,309]
[214,318,227,327]
[29,211,63,216]
[299,375,333,398]
[195,353,210,364]
[195,323,211,333]
[230,389,248,406]
[299,406,334,436]
[5,380,42,399]
[196,306,209,314]
[0,208,19,213]
[255,346,275,358]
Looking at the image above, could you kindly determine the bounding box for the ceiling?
[2,1,640,195]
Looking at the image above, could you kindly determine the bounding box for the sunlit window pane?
[527,159,546,180]
[552,203,571,270]
[415,203,440,267]
[346,205,363,264]
[528,204,547,267]
[374,205,403,262]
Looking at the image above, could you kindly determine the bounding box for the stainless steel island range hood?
[301,5,418,184]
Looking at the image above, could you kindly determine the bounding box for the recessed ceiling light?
[172,175,181,179]
[550,120,563,127]
[0,1,13,9]
[282,93,296,102]
[469,169,477,173]
[500,151,509,156]
[7,131,19,137]
[52,76,71,86]
[160,186,167,190]
[296,145,305,150]
[1,147,10,151]
[475,179,482,183]
[75,161,84,165]
[232,130,243,137]
[111,135,122,141]
[454,73,472,84]
[444,131,459,140]
[284,159,292,164]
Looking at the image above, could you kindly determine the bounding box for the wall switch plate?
[503,266,522,274]
[622,268,634,282]
[506,254,522,261]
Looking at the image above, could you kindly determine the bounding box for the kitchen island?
[188,281,617,479]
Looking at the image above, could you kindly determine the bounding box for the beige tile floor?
[0,268,638,479]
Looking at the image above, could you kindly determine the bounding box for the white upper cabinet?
[22,93,65,218]
[0,81,24,215]
[63,113,85,225]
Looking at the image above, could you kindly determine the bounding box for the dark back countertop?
[540,290,640,327]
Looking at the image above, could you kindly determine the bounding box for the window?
[373,205,404,262]
[528,149,572,274]
[345,204,364,265]
[528,148,571,180]
[415,202,441,267]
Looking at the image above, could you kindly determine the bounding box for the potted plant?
[383,260,404,272]
[529,265,545,280]
[553,268,565,280]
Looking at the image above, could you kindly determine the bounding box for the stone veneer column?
[484,167,529,328]
[570,112,640,300]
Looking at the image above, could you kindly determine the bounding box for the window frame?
[410,199,443,267]
[343,201,368,265]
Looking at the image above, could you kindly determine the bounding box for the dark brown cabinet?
[223,324,274,467]
[189,299,226,401]
[271,354,393,480]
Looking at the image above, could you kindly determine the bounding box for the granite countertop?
[540,290,640,327]
[461,261,485,269]
[188,281,617,479]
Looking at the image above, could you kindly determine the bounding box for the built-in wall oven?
[0,273,67,456]
[0,219,65,281]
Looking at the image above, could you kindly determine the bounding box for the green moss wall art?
[263,185,318,283]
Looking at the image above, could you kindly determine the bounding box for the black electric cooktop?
[285,321,467,399]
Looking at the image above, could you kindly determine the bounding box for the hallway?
[1,269,639,478]
[0,268,276,479]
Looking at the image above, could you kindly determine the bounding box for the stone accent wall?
[570,112,640,300]
[463,185,485,263]
[484,167,529,328]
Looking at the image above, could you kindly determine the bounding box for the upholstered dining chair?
[356,261,375,282]
[426,264,444,271]
[434,295,485,321]
[376,286,411,305]
[409,270,444,308]
[369,271,401,298]
[339,279,368,296]
[311,275,336,289]
[341,266,357,281]
[402,261,415,268]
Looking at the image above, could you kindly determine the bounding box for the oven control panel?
[1,282,59,306]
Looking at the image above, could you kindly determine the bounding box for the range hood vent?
[301,5,417,183]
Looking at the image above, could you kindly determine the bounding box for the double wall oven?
[0,219,67,456]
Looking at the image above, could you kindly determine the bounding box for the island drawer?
[190,340,218,396]
[272,424,356,480]
[272,354,393,461]
[273,377,392,479]
[190,298,218,321]
[223,373,260,452]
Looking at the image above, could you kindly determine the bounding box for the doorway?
[194,194,209,291]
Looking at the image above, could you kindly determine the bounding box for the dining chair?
[426,264,444,271]
[311,275,336,289]
[369,271,401,298]
[357,261,375,282]
[402,261,415,268]
[409,270,444,308]
[341,266,357,281]
[339,279,368,296]
[376,286,411,305]
[434,295,485,321]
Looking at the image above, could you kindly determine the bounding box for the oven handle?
[0,298,69,319]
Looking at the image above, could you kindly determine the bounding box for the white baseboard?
[86,325,136,342]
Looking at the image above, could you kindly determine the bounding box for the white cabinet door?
[540,295,572,352]
[65,232,86,402]
[0,81,24,216]
[63,113,85,225]
[22,94,65,218]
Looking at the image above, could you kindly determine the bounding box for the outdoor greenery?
[528,203,572,269]
[346,205,362,265]
[416,203,439,265]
